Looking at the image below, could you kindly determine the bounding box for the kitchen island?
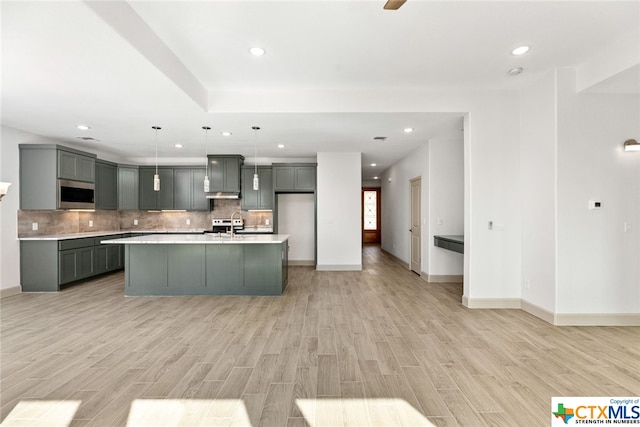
[103,234,289,296]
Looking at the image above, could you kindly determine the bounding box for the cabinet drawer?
[434,237,449,250]
[59,237,95,250]
[448,242,464,254]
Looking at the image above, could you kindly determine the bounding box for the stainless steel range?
[209,218,244,234]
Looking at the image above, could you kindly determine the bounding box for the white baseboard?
[316,264,362,271]
[521,300,555,324]
[0,285,22,299]
[553,313,640,326]
[381,248,409,269]
[424,274,463,283]
[462,296,521,309]
[288,260,315,266]
[464,296,640,326]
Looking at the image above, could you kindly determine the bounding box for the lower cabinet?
[21,234,127,292]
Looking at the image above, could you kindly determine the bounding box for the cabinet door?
[77,247,95,279]
[258,168,273,209]
[223,158,241,192]
[295,167,316,190]
[118,166,139,210]
[139,168,158,210]
[77,156,95,182]
[59,249,78,284]
[95,245,108,274]
[173,169,192,210]
[157,168,174,210]
[96,162,117,210]
[58,151,78,180]
[191,168,208,211]
[107,245,122,270]
[273,167,295,191]
[241,167,258,210]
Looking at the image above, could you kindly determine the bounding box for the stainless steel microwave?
[58,179,95,209]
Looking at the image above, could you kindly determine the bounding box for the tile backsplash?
[18,203,273,237]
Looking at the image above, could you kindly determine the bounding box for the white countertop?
[19,230,206,241]
[102,234,290,245]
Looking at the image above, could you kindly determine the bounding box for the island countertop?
[102,234,290,245]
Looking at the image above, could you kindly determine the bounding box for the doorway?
[410,177,421,274]
[362,187,381,244]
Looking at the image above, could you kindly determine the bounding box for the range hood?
[206,191,240,199]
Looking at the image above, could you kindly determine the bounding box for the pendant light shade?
[252,126,260,191]
[203,126,211,192]
[152,126,161,191]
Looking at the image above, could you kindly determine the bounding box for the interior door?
[362,188,381,243]
[410,177,421,274]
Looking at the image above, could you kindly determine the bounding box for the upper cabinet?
[117,165,139,210]
[272,163,317,192]
[207,155,244,194]
[139,166,208,211]
[241,166,273,210]
[57,149,95,182]
[19,144,97,210]
[95,160,118,210]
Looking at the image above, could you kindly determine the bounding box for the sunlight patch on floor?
[1,400,81,427]
[127,399,250,426]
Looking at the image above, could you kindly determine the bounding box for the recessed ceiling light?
[373,176,379,180]
[249,47,265,56]
[511,46,530,56]
[174,144,183,148]
[277,144,285,149]
[403,128,414,133]
[508,67,524,76]
[371,163,377,167]
[76,124,91,130]
[221,131,232,136]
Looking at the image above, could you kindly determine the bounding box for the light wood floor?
[1,245,638,426]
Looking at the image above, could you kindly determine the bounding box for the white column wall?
[428,138,464,276]
[556,68,640,315]
[519,71,558,314]
[316,152,362,270]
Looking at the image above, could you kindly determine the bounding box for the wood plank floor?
[1,245,638,426]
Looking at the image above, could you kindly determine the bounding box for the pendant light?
[152,126,161,191]
[203,126,211,192]
[252,126,260,191]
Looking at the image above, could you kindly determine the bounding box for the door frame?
[362,187,381,244]
[410,177,421,274]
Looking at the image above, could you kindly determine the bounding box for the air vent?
[77,137,100,142]
[373,136,387,141]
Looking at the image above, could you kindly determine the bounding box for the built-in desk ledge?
[433,235,464,254]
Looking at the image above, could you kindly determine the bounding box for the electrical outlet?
[133,219,138,226]
[186,219,191,225]
[32,222,38,231]
[265,219,270,226]
[624,221,632,233]
[89,220,94,227]
[437,218,444,225]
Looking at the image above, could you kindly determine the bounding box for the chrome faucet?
[230,210,242,238]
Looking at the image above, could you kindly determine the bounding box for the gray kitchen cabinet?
[19,144,97,210]
[272,163,316,192]
[21,233,129,291]
[95,160,118,210]
[58,149,95,182]
[174,167,208,211]
[241,166,273,210]
[118,165,139,210]
[207,155,244,193]
[139,167,174,210]
[58,237,96,285]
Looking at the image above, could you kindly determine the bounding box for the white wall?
[316,152,362,270]
[519,71,558,313]
[428,138,464,276]
[556,68,640,315]
[277,193,315,262]
[381,144,428,268]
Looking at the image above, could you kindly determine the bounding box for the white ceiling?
[2,1,639,180]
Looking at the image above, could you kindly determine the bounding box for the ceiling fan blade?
[383,0,407,10]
